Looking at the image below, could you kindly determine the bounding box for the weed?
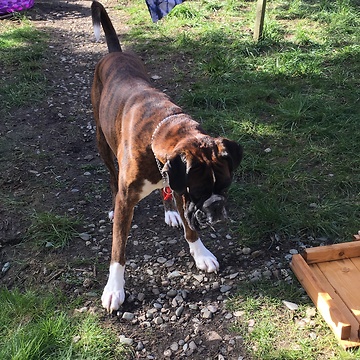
[27,212,81,249]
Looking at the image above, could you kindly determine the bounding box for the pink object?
[0,0,34,15]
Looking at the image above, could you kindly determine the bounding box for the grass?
[0,289,132,360]
[227,280,350,360]
[0,16,48,113]
[27,211,80,249]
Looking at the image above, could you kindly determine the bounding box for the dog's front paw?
[101,287,125,312]
[165,210,183,227]
[189,238,219,273]
[102,262,125,312]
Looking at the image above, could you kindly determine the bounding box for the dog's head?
[163,137,242,231]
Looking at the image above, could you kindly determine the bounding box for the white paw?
[189,238,219,273]
[108,210,114,221]
[165,210,183,227]
[101,263,125,312]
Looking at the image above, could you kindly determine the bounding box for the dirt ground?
[0,1,299,359]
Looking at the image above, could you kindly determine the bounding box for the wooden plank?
[350,257,360,272]
[311,263,360,343]
[318,259,360,324]
[303,241,360,264]
[253,0,267,41]
[290,254,351,340]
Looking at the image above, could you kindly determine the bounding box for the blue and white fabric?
[145,0,184,22]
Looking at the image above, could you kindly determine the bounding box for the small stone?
[306,307,317,318]
[138,293,145,302]
[73,335,81,343]
[79,233,91,241]
[170,342,179,351]
[1,262,10,273]
[251,250,263,258]
[206,331,222,341]
[220,285,232,293]
[207,305,218,313]
[188,304,198,310]
[146,308,158,319]
[153,302,162,310]
[154,316,163,325]
[122,312,135,321]
[74,307,88,313]
[157,257,167,264]
[165,259,175,267]
[283,300,299,311]
[242,247,251,255]
[193,274,204,282]
[119,335,133,345]
[166,289,178,298]
[229,272,239,279]
[289,249,298,255]
[168,270,182,279]
[201,308,213,319]
[175,306,184,317]
[189,340,197,350]
[234,311,245,317]
[151,74,162,80]
[163,349,172,357]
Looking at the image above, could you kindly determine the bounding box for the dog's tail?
[91,1,122,53]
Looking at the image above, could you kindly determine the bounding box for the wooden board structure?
[290,235,360,349]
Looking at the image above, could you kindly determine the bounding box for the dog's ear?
[217,138,243,172]
[162,154,187,194]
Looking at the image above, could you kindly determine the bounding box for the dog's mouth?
[185,194,227,231]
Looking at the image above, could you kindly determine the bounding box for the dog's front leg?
[173,194,219,273]
[101,191,135,312]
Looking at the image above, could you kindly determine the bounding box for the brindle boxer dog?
[91,0,243,312]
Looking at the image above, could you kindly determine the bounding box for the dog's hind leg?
[161,187,182,227]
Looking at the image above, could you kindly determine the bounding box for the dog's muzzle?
[186,194,227,230]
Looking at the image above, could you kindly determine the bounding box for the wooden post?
[253,0,267,42]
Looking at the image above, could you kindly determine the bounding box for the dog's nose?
[202,194,226,224]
